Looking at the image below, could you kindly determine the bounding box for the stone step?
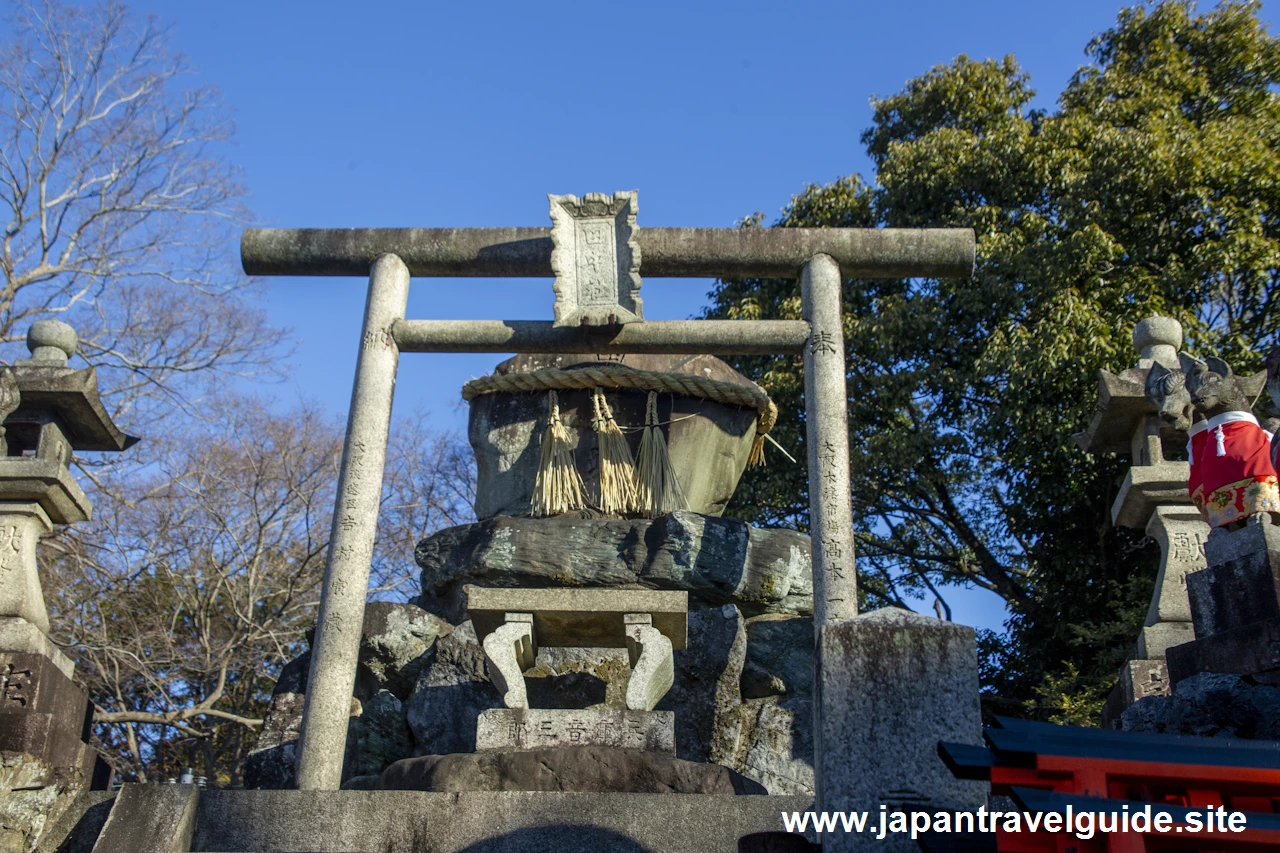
[91,787,812,853]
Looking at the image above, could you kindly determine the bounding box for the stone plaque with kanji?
[549,191,643,327]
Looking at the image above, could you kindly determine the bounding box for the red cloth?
[1187,412,1279,527]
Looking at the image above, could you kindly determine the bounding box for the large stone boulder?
[469,354,766,519]
[415,512,813,620]
[355,601,452,699]
[403,621,502,757]
[244,603,445,789]
[377,746,767,794]
[1122,671,1280,739]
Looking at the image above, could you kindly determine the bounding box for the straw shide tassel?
[591,388,637,515]
[748,422,767,468]
[634,391,687,517]
[532,390,586,516]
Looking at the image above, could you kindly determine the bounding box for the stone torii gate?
[240,199,977,822]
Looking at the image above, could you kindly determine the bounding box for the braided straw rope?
[462,364,778,465]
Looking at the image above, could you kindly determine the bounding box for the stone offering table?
[469,586,687,713]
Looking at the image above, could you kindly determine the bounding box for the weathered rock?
[525,645,629,708]
[731,698,815,796]
[344,691,414,779]
[0,753,66,853]
[415,512,813,620]
[819,608,985,852]
[356,602,451,700]
[242,690,304,789]
[711,617,816,794]
[659,605,747,765]
[1122,672,1280,739]
[469,354,764,519]
[377,746,767,795]
[404,621,501,756]
[742,615,812,700]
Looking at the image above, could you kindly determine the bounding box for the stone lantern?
[1076,317,1266,726]
[0,320,136,797]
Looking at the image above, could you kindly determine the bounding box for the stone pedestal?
[817,608,984,853]
[1168,521,1280,685]
[1101,481,1206,727]
[1143,504,1206,625]
[475,709,675,755]
[0,645,103,788]
[1101,658,1171,726]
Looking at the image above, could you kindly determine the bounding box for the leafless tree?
[42,397,475,783]
[0,0,282,429]
[0,0,479,784]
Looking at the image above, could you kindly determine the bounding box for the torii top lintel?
[240,226,975,281]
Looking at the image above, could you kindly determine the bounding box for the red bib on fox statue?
[1179,350,1280,528]
[1187,412,1279,528]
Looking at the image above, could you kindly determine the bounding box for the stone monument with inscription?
[549,191,642,328]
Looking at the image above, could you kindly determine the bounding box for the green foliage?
[709,1,1280,718]
[1026,664,1108,726]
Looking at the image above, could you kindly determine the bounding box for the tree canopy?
[708,0,1280,720]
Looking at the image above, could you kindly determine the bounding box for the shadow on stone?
[455,826,652,853]
[378,746,768,795]
[525,671,608,709]
[39,792,115,853]
[737,832,818,852]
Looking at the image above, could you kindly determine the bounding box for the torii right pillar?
[803,255,985,852]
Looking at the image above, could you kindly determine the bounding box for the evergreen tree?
[708,1,1280,720]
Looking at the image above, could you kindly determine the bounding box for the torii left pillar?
[803,256,985,852]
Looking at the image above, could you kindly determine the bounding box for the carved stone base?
[0,649,105,788]
[1101,659,1171,729]
[476,709,675,755]
[1168,615,1280,686]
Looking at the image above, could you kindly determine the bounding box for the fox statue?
[1174,353,1279,529]
[1145,361,1194,432]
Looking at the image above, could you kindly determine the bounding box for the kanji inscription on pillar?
[549,191,643,327]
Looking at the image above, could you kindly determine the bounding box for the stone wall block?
[90,784,198,853]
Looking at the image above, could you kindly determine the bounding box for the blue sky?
[87,0,1280,630]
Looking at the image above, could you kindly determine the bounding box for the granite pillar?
[801,253,857,624]
[296,254,410,791]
